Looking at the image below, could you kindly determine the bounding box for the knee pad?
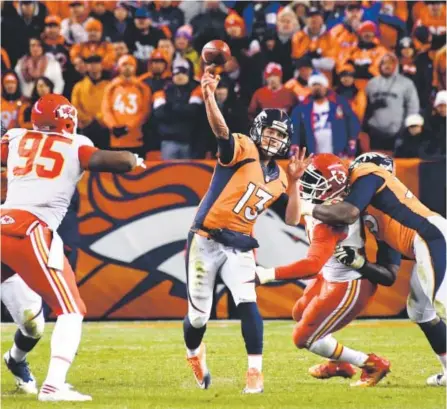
[407,297,437,323]
[188,312,210,329]
[292,325,308,349]
[22,307,45,339]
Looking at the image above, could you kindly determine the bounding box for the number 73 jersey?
[193,134,288,235]
[1,128,95,230]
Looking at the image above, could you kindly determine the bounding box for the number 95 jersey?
[1,128,95,231]
[193,134,288,236]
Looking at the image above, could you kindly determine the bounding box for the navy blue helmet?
[349,152,395,174]
[249,109,292,157]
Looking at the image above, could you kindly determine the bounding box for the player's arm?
[79,146,144,173]
[256,224,346,284]
[334,241,400,286]
[202,65,229,140]
[304,175,385,225]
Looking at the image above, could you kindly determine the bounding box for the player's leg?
[183,233,223,389]
[1,274,45,394]
[294,279,390,386]
[408,218,447,386]
[221,248,263,393]
[2,225,90,401]
[292,274,324,322]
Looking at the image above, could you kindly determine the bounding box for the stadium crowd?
[1,0,446,160]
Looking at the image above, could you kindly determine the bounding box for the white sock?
[10,344,27,362]
[309,335,368,367]
[437,353,446,372]
[43,313,83,389]
[248,354,262,371]
[186,347,200,358]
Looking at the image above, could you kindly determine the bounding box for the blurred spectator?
[242,1,281,41]
[321,1,344,30]
[248,63,297,121]
[174,26,200,76]
[71,56,87,84]
[414,1,446,52]
[377,1,408,51]
[1,1,24,66]
[1,71,27,130]
[433,45,446,91]
[61,1,89,45]
[397,37,433,110]
[139,49,172,94]
[113,41,129,61]
[102,55,151,154]
[364,53,420,151]
[224,14,249,64]
[394,114,429,158]
[16,0,48,41]
[71,55,110,149]
[292,7,335,76]
[340,21,387,90]
[70,18,115,72]
[89,1,115,36]
[1,48,11,72]
[107,2,130,42]
[191,1,227,51]
[335,64,367,124]
[424,90,446,158]
[152,59,203,160]
[15,37,64,98]
[285,57,312,103]
[290,1,310,28]
[290,72,359,156]
[18,76,54,129]
[124,7,165,73]
[330,2,363,63]
[151,1,185,37]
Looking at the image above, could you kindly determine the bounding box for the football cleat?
[309,360,357,379]
[186,343,211,389]
[3,351,38,394]
[243,368,264,394]
[426,373,446,386]
[38,383,92,401]
[351,353,390,387]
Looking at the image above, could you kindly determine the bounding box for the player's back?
[304,215,363,282]
[351,163,438,258]
[2,128,92,230]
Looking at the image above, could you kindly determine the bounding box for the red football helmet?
[31,94,78,134]
[301,153,349,203]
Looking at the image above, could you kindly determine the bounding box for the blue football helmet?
[349,152,395,175]
[249,109,292,157]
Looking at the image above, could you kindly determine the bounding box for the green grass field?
[1,320,445,409]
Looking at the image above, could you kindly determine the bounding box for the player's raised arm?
[285,147,313,225]
[201,66,229,140]
[79,147,145,173]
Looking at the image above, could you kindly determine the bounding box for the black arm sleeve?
[344,174,385,213]
[376,240,401,268]
[217,133,235,164]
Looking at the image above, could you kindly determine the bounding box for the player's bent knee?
[407,302,437,323]
[22,308,45,339]
[292,325,309,349]
[188,314,209,328]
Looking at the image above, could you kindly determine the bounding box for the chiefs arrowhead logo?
[0,215,15,224]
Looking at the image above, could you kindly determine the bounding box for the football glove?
[133,154,146,169]
[300,199,315,216]
[255,266,275,285]
[334,246,366,270]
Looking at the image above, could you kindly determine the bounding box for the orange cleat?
[186,343,211,389]
[243,368,264,394]
[309,360,357,379]
[351,353,390,387]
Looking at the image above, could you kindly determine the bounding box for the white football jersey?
[2,128,94,230]
[304,215,364,282]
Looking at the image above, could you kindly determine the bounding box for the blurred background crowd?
[1,0,446,160]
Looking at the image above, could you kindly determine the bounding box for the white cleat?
[3,351,38,394]
[38,383,92,401]
[243,368,264,394]
[426,373,446,387]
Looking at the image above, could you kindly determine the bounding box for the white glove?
[134,154,146,169]
[255,266,276,285]
[300,199,315,216]
[334,245,366,270]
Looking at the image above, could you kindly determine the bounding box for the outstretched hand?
[287,147,313,181]
[201,65,220,99]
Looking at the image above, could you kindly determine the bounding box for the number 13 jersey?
[1,128,96,230]
[193,134,288,235]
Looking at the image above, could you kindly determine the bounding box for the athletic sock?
[419,319,447,372]
[248,354,262,371]
[42,313,83,389]
[309,335,368,367]
[183,316,206,352]
[10,329,40,362]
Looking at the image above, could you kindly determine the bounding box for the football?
[201,40,231,66]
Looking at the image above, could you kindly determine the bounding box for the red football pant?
[292,276,377,348]
[2,214,86,317]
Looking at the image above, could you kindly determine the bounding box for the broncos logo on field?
[76,162,310,319]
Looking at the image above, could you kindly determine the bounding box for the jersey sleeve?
[218,134,257,167]
[344,173,385,213]
[376,240,401,268]
[275,224,347,280]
